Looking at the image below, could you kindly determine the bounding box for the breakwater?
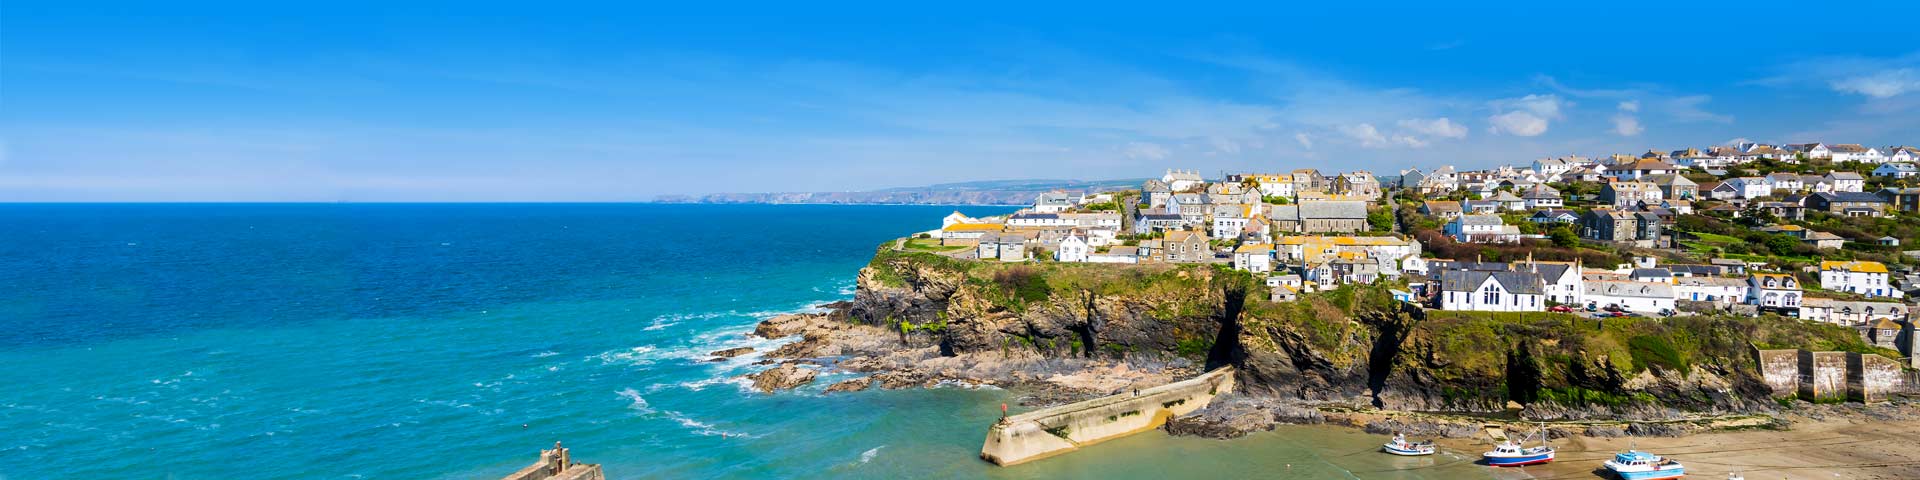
[1753,348,1906,403]
[979,367,1235,466]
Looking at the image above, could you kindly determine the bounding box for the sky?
[4,1,1919,201]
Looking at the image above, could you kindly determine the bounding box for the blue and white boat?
[1603,450,1685,479]
[1481,437,1554,466]
[1381,433,1436,456]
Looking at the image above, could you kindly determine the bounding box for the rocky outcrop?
[754,314,819,339]
[746,364,817,393]
[824,377,872,393]
[708,347,755,359]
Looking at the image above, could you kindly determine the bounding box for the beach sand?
[1433,415,1920,479]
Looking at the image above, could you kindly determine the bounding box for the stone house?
[1806,191,1887,217]
[1161,230,1211,263]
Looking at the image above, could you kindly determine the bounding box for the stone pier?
[980,367,1235,466]
[499,442,604,480]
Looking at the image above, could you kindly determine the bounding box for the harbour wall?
[979,367,1235,466]
[1753,348,1904,403]
[499,442,604,480]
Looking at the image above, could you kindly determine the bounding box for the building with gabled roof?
[1748,273,1803,310]
[1820,261,1901,299]
[1437,270,1546,312]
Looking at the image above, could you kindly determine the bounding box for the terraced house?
[1437,270,1546,312]
[1820,261,1902,299]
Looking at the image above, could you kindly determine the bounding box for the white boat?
[1481,440,1554,466]
[1381,433,1435,456]
[1603,450,1685,480]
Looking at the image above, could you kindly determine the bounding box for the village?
[917,142,1920,362]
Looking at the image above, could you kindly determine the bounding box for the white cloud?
[1722,137,1752,146]
[1340,123,1431,148]
[1122,141,1170,160]
[1488,111,1549,137]
[1293,132,1313,149]
[1486,94,1563,137]
[1831,68,1920,98]
[1396,117,1467,139]
[1610,114,1643,137]
[1340,123,1391,148]
[1617,100,1640,112]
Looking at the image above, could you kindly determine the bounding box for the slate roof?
[1439,270,1546,294]
[1456,214,1504,226]
[1586,280,1674,299]
[1815,191,1887,203]
[1297,201,1367,219]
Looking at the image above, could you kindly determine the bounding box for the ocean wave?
[615,388,758,438]
[530,351,559,358]
[860,446,884,463]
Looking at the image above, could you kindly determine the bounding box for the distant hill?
[654,178,1145,205]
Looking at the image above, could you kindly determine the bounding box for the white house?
[1825,172,1865,192]
[1007,212,1074,228]
[1163,169,1204,192]
[1786,143,1831,159]
[1584,280,1676,313]
[1673,276,1749,306]
[1055,233,1090,262]
[1887,146,1920,164]
[1799,298,1906,326]
[1033,191,1075,213]
[1873,163,1919,179]
[1438,271,1546,312]
[1747,273,1803,309]
[1517,261,1583,305]
[1232,244,1274,273]
[1521,184,1563,209]
[1828,144,1883,163]
[1725,177,1774,199]
[1819,261,1901,299]
[1445,215,1520,243]
[1087,246,1140,264]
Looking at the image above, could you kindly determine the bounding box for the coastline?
[744,307,1920,477]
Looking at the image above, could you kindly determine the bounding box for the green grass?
[903,237,968,252]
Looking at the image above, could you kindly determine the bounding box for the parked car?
[1548,305,1573,313]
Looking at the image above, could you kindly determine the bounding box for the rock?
[1584,425,1627,437]
[754,314,819,339]
[874,371,928,390]
[1626,422,1693,437]
[709,347,755,359]
[1163,394,1291,439]
[1361,418,1481,439]
[824,377,873,393]
[746,364,817,393]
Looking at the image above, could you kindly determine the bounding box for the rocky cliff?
[850,247,1899,420]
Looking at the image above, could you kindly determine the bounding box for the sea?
[0,204,1506,479]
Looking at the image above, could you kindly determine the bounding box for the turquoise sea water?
[0,204,1505,479]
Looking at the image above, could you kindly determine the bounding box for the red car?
[1548,305,1573,313]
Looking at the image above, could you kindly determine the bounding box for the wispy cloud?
[1487,94,1563,137]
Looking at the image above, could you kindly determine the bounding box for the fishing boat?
[1481,440,1554,466]
[1603,450,1685,479]
[1381,433,1436,456]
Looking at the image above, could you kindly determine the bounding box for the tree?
[1368,209,1394,232]
[1550,226,1579,247]
[1764,234,1799,256]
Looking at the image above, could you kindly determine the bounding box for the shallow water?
[0,204,1510,478]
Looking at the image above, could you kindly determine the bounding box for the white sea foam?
[860,446,884,463]
[616,388,654,415]
[530,351,559,358]
[616,388,757,438]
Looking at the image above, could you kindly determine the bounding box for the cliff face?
[852,248,1895,418]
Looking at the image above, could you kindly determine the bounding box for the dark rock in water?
[751,359,774,366]
[746,364,817,393]
[1164,394,1329,440]
[874,371,928,390]
[1584,425,1628,437]
[754,314,818,339]
[709,347,755,359]
[824,377,872,393]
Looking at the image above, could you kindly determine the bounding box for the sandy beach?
[1432,415,1920,479]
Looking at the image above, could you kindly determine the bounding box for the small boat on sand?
[1482,440,1554,466]
[1381,433,1435,456]
[1603,450,1685,479]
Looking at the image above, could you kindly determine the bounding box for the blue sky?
[4,2,1918,201]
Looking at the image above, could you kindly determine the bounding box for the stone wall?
[979,367,1235,466]
[1848,353,1904,403]
[1753,348,1800,397]
[499,443,604,480]
[1799,351,1849,402]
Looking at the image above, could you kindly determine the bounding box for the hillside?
[851,247,1897,419]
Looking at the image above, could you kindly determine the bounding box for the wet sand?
[1433,416,1920,479]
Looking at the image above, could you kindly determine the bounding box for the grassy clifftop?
[859,245,1900,413]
